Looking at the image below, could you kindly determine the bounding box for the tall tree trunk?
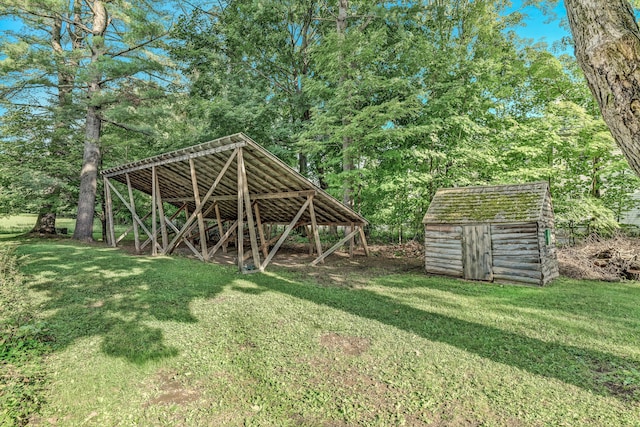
[73,105,102,241]
[72,0,107,241]
[564,0,640,176]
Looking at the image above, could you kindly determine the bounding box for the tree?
[564,0,640,177]
[0,0,174,241]
[171,0,323,173]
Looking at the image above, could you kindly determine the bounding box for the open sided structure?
[102,133,369,272]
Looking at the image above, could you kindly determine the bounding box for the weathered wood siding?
[423,182,559,286]
[490,222,543,285]
[462,224,493,281]
[424,224,463,277]
[538,193,559,285]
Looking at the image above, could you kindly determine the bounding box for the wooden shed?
[422,182,558,286]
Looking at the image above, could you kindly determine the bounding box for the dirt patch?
[319,332,370,356]
[558,235,640,282]
[144,370,200,407]
[264,242,424,288]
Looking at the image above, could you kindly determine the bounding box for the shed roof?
[422,182,550,224]
[102,133,367,226]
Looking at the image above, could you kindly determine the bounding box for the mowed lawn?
[6,238,640,425]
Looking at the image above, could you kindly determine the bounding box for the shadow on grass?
[16,240,640,400]
[251,272,640,401]
[375,274,640,325]
[17,241,234,364]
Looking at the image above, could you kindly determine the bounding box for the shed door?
[462,225,493,281]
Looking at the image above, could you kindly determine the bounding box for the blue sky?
[0,2,570,43]
[510,1,570,49]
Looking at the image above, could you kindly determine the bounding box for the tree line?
[1,0,639,241]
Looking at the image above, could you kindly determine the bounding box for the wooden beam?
[117,212,150,246]
[261,198,312,271]
[358,226,370,257]
[237,148,244,271]
[125,173,140,252]
[167,202,217,255]
[214,203,226,254]
[165,148,238,254]
[153,166,169,250]
[189,158,209,261]
[164,215,204,261]
[141,206,183,250]
[312,228,359,266]
[151,167,157,256]
[308,195,323,261]
[102,140,246,178]
[305,225,314,255]
[104,177,116,247]
[239,148,261,268]
[162,190,316,204]
[106,179,160,251]
[253,203,268,258]
[208,220,238,257]
[349,223,355,258]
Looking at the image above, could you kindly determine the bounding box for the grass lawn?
[3,238,640,425]
[0,215,123,242]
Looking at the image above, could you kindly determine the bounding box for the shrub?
[0,244,50,426]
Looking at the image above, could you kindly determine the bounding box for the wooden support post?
[312,228,359,266]
[308,196,323,262]
[349,223,355,258]
[164,214,204,261]
[358,226,370,257]
[208,219,239,257]
[104,177,116,247]
[261,198,312,271]
[153,166,169,251]
[151,167,157,256]
[237,149,244,271]
[105,180,160,251]
[253,203,269,259]
[214,203,226,254]
[125,173,140,252]
[141,206,182,250]
[189,158,209,261]
[165,148,237,255]
[305,225,314,255]
[169,203,217,254]
[238,148,261,268]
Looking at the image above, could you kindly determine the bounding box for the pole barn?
[101,133,369,273]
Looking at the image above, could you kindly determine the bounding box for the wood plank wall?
[424,224,463,277]
[490,222,543,285]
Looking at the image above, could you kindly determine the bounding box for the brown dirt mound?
[558,235,640,282]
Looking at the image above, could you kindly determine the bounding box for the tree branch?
[107,33,168,58]
[99,116,154,136]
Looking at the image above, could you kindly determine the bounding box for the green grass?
[0,243,51,426]
[0,215,77,237]
[0,215,127,242]
[4,238,640,425]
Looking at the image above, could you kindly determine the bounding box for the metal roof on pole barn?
[101,133,369,272]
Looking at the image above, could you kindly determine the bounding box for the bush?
[0,244,50,426]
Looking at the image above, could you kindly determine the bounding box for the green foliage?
[0,244,50,426]
[2,0,639,238]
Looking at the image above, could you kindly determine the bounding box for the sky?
[510,1,571,50]
[0,2,570,44]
